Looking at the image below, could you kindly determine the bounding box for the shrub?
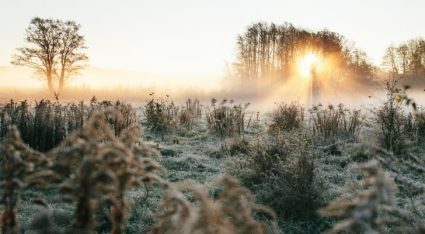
[373,79,409,153]
[144,94,178,136]
[390,84,425,145]
[227,132,324,219]
[268,102,304,133]
[247,134,289,173]
[257,154,324,219]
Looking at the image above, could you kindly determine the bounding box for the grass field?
[0,89,425,233]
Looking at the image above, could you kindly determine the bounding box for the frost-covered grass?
[2,96,425,233]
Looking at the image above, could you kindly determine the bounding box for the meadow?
[0,79,424,234]
[1,1,425,233]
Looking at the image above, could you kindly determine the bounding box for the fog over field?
[1,1,425,234]
[1,65,424,112]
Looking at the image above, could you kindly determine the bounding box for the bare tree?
[234,22,374,85]
[11,17,88,96]
[397,43,409,77]
[56,21,88,93]
[382,45,400,78]
[382,38,425,79]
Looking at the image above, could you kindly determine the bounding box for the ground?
[9,107,425,233]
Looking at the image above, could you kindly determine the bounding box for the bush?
[373,80,409,153]
[227,132,324,219]
[260,154,324,219]
[268,102,304,133]
[144,94,178,136]
[247,135,289,173]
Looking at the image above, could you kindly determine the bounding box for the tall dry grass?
[268,102,304,133]
[0,98,138,151]
[206,99,249,139]
[320,160,414,233]
[310,104,363,139]
[0,104,277,234]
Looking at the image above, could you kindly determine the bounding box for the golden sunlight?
[297,53,321,78]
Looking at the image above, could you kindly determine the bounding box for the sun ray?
[298,53,321,78]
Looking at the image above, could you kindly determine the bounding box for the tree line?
[233,22,375,85]
[382,38,425,79]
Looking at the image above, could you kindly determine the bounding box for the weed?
[144,94,178,137]
[268,102,304,133]
[0,99,138,151]
[50,112,161,233]
[0,127,55,234]
[227,131,324,220]
[320,160,413,233]
[310,104,363,139]
[373,79,409,153]
[206,99,249,139]
[179,98,202,130]
[150,176,277,234]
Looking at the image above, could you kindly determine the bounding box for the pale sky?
[0,0,424,86]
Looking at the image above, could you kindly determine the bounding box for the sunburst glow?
[298,53,321,78]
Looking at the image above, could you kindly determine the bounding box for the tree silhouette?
[234,22,374,84]
[11,17,88,96]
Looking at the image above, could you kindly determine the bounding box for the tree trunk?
[47,70,54,94]
[59,67,65,94]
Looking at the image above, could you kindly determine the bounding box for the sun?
[298,53,321,78]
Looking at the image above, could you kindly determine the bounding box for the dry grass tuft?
[179,99,202,130]
[144,94,179,136]
[50,112,161,233]
[320,160,414,233]
[0,127,55,234]
[0,98,138,151]
[150,176,276,234]
[268,102,304,133]
[310,104,363,139]
[206,99,249,139]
